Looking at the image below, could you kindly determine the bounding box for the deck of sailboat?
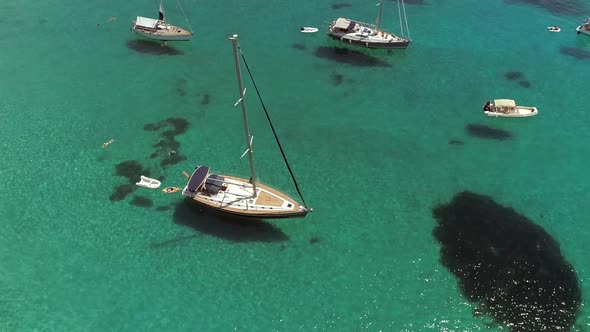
[132,20,192,39]
[185,175,307,218]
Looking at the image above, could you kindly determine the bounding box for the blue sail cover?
[187,166,209,192]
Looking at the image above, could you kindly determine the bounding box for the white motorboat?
[483,99,538,118]
[576,17,590,36]
[300,27,319,33]
[136,175,162,189]
[547,26,561,32]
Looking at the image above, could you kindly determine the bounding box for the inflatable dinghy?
[300,27,319,33]
[136,175,161,189]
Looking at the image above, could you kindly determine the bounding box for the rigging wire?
[177,0,193,33]
[401,0,411,39]
[236,43,309,209]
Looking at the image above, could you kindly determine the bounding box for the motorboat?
[576,17,590,36]
[547,26,561,32]
[483,99,538,118]
[300,27,319,33]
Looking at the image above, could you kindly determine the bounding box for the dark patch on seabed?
[155,205,172,211]
[448,139,464,146]
[200,94,210,105]
[505,71,524,80]
[504,0,587,15]
[560,46,590,60]
[314,47,391,67]
[465,124,512,140]
[518,80,531,88]
[176,78,187,97]
[143,118,189,167]
[172,201,289,242]
[331,72,344,86]
[432,191,582,332]
[126,39,183,56]
[331,3,352,9]
[130,195,154,208]
[110,160,151,202]
[292,43,306,51]
[110,184,135,202]
[150,234,200,249]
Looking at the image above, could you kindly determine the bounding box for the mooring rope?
[236,44,308,208]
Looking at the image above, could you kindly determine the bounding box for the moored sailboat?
[327,0,411,49]
[181,35,309,219]
[131,0,193,42]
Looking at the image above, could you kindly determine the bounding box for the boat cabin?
[134,16,160,32]
[331,18,358,34]
[492,99,516,113]
[186,166,228,196]
[204,174,226,195]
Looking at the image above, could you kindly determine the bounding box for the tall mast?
[230,34,257,197]
[376,0,383,32]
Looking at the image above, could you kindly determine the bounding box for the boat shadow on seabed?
[170,200,289,243]
[126,39,183,56]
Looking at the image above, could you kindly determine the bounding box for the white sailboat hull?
[132,19,192,41]
[327,18,411,49]
[182,175,308,219]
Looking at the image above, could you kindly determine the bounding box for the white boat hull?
[182,175,307,219]
[301,27,319,33]
[136,175,162,189]
[132,19,192,41]
[577,25,590,36]
[484,107,538,118]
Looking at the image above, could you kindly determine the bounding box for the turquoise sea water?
[2,0,590,330]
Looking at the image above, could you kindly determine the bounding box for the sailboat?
[181,34,309,219]
[327,0,411,49]
[131,0,193,42]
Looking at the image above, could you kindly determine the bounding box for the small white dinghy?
[547,26,561,32]
[300,27,318,33]
[136,175,162,189]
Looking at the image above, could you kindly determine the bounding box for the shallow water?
[1,0,589,330]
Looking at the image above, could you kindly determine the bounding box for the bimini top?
[135,16,159,29]
[494,99,516,108]
[187,166,210,192]
[333,18,356,31]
